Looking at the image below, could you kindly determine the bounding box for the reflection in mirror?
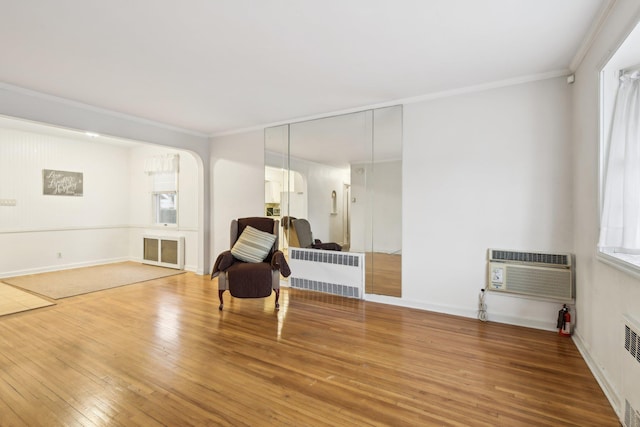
[264,125,290,250]
[369,106,402,297]
[264,106,402,297]
[289,111,371,254]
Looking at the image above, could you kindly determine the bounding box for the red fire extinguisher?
[557,304,571,336]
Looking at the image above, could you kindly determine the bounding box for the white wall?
[398,76,573,328]
[210,130,265,260]
[0,85,211,274]
[0,126,201,276]
[0,127,131,275]
[571,1,640,418]
[127,145,200,271]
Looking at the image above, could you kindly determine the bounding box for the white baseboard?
[480,312,558,332]
[1,257,198,280]
[572,332,622,423]
[364,294,478,319]
[0,257,129,279]
[363,294,559,331]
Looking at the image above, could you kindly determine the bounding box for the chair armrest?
[211,250,236,279]
[270,250,291,277]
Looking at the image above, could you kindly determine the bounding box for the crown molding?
[209,70,571,139]
[0,82,209,139]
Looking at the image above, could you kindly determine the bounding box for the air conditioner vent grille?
[626,325,640,361]
[504,266,572,299]
[623,318,640,427]
[626,399,640,427]
[290,277,360,299]
[290,249,359,267]
[490,250,568,266]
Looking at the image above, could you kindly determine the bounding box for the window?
[598,21,640,275]
[144,154,180,226]
[151,171,178,226]
[154,192,177,224]
[599,72,640,252]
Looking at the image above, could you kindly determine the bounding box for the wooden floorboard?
[0,272,619,426]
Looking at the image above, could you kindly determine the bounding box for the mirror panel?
[264,125,289,250]
[289,110,371,255]
[369,106,402,296]
[265,106,402,297]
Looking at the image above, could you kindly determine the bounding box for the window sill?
[597,249,640,281]
[149,224,179,231]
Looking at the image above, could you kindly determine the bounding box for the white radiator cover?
[142,235,184,270]
[623,315,640,427]
[288,248,364,299]
[487,249,574,300]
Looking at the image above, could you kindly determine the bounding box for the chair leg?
[274,288,280,310]
[218,289,225,310]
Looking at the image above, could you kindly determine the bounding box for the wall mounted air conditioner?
[143,235,184,270]
[487,249,574,300]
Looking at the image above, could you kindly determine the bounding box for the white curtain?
[599,71,640,253]
[144,153,180,174]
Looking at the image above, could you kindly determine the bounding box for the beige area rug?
[1,262,185,299]
[0,282,55,316]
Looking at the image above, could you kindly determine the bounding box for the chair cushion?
[227,262,274,298]
[231,225,277,263]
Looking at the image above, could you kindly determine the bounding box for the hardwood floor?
[0,272,619,426]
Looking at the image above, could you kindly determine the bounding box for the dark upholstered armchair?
[289,218,342,251]
[211,217,290,310]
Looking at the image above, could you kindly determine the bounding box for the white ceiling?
[0,0,610,137]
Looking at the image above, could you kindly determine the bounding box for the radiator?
[487,249,574,300]
[288,248,364,299]
[623,315,640,427]
[142,235,184,269]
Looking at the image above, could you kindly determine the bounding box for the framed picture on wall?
[42,169,84,196]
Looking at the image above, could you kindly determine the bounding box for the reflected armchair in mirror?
[281,216,296,231]
[290,218,342,251]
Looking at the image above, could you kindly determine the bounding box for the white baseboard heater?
[143,235,184,270]
[623,315,640,427]
[288,248,364,299]
[487,249,574,300]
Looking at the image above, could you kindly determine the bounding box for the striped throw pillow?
[231,225,277,263]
